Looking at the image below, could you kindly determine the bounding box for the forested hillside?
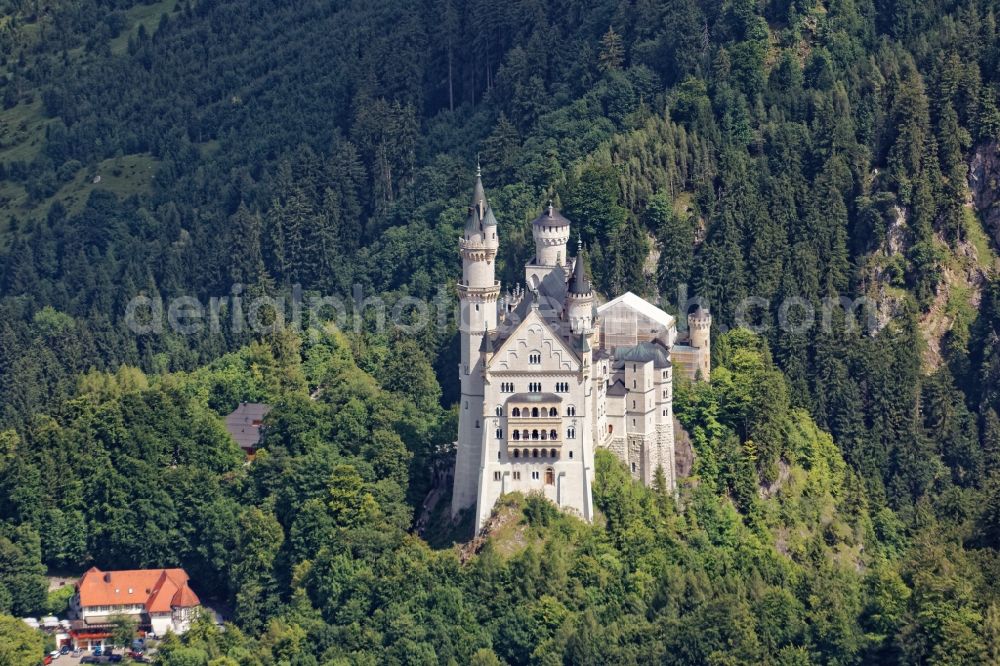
[2,0,1000,662]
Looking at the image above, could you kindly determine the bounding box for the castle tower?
[452,165,501,517]
[525,202,572,305]
[566,242,594,335]
[532,201,570,267]
[688,306,711,380]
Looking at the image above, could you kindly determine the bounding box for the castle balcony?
[457,281,501,300]
[506,441,563,461]
[508,423,562,443]
[459,238,495,251]
[457,280,501,291]
[503,392,562,418]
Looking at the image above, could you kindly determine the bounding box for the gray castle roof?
[507,392,563,402]
[568,247,591,296]
[607,379,628,396]
[614,341,672,368]
[532,202,570,227]
[465,167,497,234]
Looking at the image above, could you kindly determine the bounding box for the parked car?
[59,645,71,655]
[80,658,99,665]
[42,655,52,665]
[108,656,123,663]
[93,646,103,656]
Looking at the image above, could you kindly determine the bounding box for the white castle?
[452,167,711,532]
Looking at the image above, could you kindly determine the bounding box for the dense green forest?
[2,0,1000,662]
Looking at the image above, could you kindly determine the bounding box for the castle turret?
[688,306,711,380]
[532,202,570,267]
[566,241,594,335]
[453,165,501,517]
[524,202,572,301]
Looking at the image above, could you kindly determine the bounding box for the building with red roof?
[68,566,202,650]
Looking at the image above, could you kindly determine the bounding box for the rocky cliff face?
[970,141,1000,244]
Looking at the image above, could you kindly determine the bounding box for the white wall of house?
[150,612,173,637]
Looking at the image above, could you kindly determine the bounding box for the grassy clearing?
[52,153,159,216]
[109,0,180,54]
[962,205,998,270]
[1,153,158,228]
[672,191,694,218]
[0,98,50,164]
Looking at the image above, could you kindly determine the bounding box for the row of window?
[495,405,578,417]
[499,382,571,394]
[512,448,565,459]
[506,427,575,440]
[513,407,557,417]
[510,428,553,440]
[494,469,556,483]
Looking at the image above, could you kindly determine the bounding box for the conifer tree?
[599,27,624,73]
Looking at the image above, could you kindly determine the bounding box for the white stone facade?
[452,172,710,532]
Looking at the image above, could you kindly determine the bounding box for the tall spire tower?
[566,240,594,335]
[453,164,501,517]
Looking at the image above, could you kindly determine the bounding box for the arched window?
[522,430,529,440]
[567,427,575,439]
[512,407,521,417]
[496,429,503,439]
[540,430,547,440]
[549,429,557,440]
[545,468,554,485]
[522,449,529,458]
[568,406,576,416]
[532,407,539,417]
[532,449,539,458]
[532,429,539,440]
[549,407,557,417]
[496,406,502,416]
[513,448,520,457]
[608,424,614,434]
[550,449,557,458]
[513,430,520,440]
